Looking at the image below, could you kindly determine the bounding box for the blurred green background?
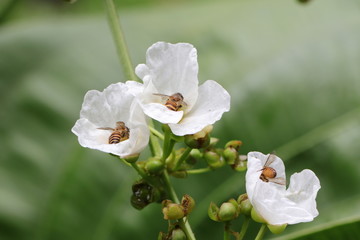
[1,0,360,239]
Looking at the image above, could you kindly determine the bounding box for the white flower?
[71,82,149,158]
[135,42,230,136]
[245,151,321,225]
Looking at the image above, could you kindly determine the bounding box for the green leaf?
[0,0,360,239]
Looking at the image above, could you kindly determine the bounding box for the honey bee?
[153,93,187,111]
[98,121,130,144]
[259,153,286,185]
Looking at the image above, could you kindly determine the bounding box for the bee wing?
[268,177,286,185]
[97,127,114,131]
[153,93,170,100]
[264,153,276,167]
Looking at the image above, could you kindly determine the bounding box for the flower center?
[98,121,130,144]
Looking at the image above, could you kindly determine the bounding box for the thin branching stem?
[104,0,138,81]
[238,217,250,240]
[173,147,192,171]
[187,167,212,175]
[255,224,267,240]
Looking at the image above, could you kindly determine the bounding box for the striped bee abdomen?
[108,130,129,144]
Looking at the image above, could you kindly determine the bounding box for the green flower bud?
[219,202,238,221]
[123,153,140,163]
[237,194,252,216]
[267,223,287,234]
[145,157,164,174]
[208,202,220,222]
[239,199,252,216]
[181,194,195,215]
[204,151,224,169]
[162,203,185,220]
[171,227,187,240]
[228,198,240,215]
[224,140,242,151]
[251,208,266,223]
[190,149,203,161]
[223,147,238,164]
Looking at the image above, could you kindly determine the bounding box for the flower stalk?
[173,147,192,171]
[254,224,267,240]
[224,222,231,240]
[238,217,250,240]
[104,0,138,81]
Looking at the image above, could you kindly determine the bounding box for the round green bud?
[162,203,185,220]
[219,202,238,221]
[145,157,164,174]
[251,208,266,223]
[208,202,220,222]
[171,227,187,240]
[181,194,195,215]
[190,149,203,160]
[223,147,238,164]
[204,151,224,169]
[239,198,252,216]
[267,224,287,234]
[123,154,140,163]
[228,198,240,215]
[224,140,242,151]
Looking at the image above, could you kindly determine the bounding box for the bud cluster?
[208,193,287,235]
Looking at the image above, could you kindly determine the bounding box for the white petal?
[72,83,149,157]
[125,80,144,96]
[285,170,321,223]
[246,152,286,201]
[135,64,150,82]
[252,183,313,225]
[137,42,199,110]
[142,103,183,124]
[80,83,132,127]
[169,80,230,136]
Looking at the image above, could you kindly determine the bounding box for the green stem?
[130,162,148,179]
[148,122,162,157]
[224,222,231,240]
[238,217,250,240]
[149,125,165,140]
[255,224,267,240]
[186,167,212,175]
[173,147,192,171]
[162,171,196,240]
[162,126,174,161]
[104,0,138,81]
